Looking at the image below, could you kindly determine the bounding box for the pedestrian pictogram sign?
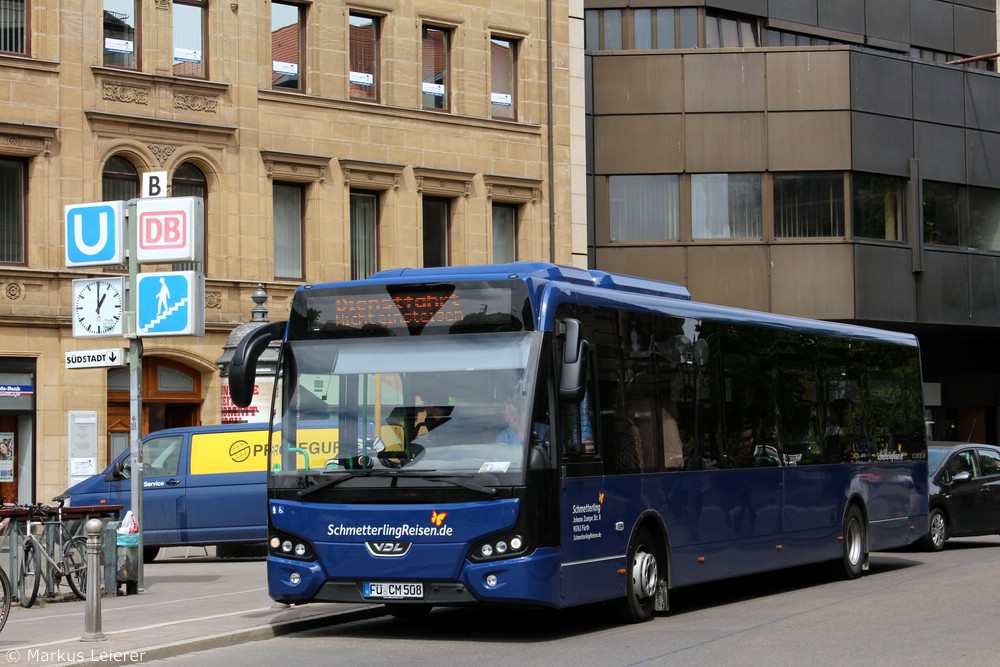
[136,271,205,337]
[64,201,126,267]
[135,196,204,263]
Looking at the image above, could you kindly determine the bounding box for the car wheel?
[922,508,948,552]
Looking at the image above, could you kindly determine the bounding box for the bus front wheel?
[617,527,659,623]
[838,505,866,580]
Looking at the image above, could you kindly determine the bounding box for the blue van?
[59,423,270,562]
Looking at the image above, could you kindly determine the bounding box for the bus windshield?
[272,331,543,488]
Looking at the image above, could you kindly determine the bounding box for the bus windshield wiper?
[297,469,497,498]
[405,473,499,497]
[297,469,400,498]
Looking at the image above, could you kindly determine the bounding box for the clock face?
[73,278,124,337]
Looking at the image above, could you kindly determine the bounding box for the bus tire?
[839,505,866,580]
[617,527,659,623]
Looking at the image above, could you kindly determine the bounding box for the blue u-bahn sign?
[64,201,126,267]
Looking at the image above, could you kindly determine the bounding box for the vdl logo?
[64,201,126,267]
[365,541,412,557]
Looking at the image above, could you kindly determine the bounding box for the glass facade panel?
[634,9,652,50]
[691,173,762,239]
[968,187,1000,251]
[774,172,845,238]
[602,10,622,50]
[853,173,905,241]
[609,175,679,241]
[923,181,960,246]
[656,9,675,48]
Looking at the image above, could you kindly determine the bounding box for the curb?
[52,606,387,666]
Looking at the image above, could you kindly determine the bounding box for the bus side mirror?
[558,318,589,403]
[229,320,285,408]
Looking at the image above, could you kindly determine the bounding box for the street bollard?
[81,518,106,642]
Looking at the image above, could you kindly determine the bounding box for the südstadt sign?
[65,348,126,369]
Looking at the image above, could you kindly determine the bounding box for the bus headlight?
[470,534,527,562]
[269,530,315,561]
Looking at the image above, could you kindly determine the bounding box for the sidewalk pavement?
[0,547,386,666]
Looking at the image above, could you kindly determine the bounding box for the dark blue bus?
[228,262,927,622]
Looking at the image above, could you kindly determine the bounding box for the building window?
[349,12,379,102]
[102,155,138,201]
[586,7,701,51]
[272,2,303,90]
[422,197,449,267]
[766,29,842,48]
[0,159,25,264]
[173,0,206,78]
[422,25,450,111]
[172,162,207,271]
[705,11,759,48]
[852,173,905,242]
[692,173,762,239]
[0,0,27,55]
[923,181,960,246]
[273,183,303,279]
[350,191,378,279]
[969,187,1000,251]
[609,174,679,241]
[490,36,516,120]
[774,172,845,238]
[492,204,517,263]
[103,0,139,69]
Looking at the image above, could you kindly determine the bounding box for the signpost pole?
[126,198,144,592]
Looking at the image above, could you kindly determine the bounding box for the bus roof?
[299,262,917,347]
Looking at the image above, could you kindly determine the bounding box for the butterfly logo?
[430,510,447,526]
[598,492,605,504]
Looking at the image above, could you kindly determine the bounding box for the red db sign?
[134,196,204,263]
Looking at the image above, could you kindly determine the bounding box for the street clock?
[72,277,125,337]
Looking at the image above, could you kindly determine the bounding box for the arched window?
[102,156,139,201]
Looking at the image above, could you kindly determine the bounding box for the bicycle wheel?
[0,567,11,634]
[62,536,87,600]
[19,538,40,608]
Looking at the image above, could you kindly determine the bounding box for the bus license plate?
[363,582,424,600]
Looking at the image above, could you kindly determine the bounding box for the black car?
[923,441,1000,550]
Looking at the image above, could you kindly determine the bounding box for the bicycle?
[19,501,87,608]
[0,517,11,632]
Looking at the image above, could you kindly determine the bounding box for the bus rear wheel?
[617,527,659,623]
[838,505,866,580]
